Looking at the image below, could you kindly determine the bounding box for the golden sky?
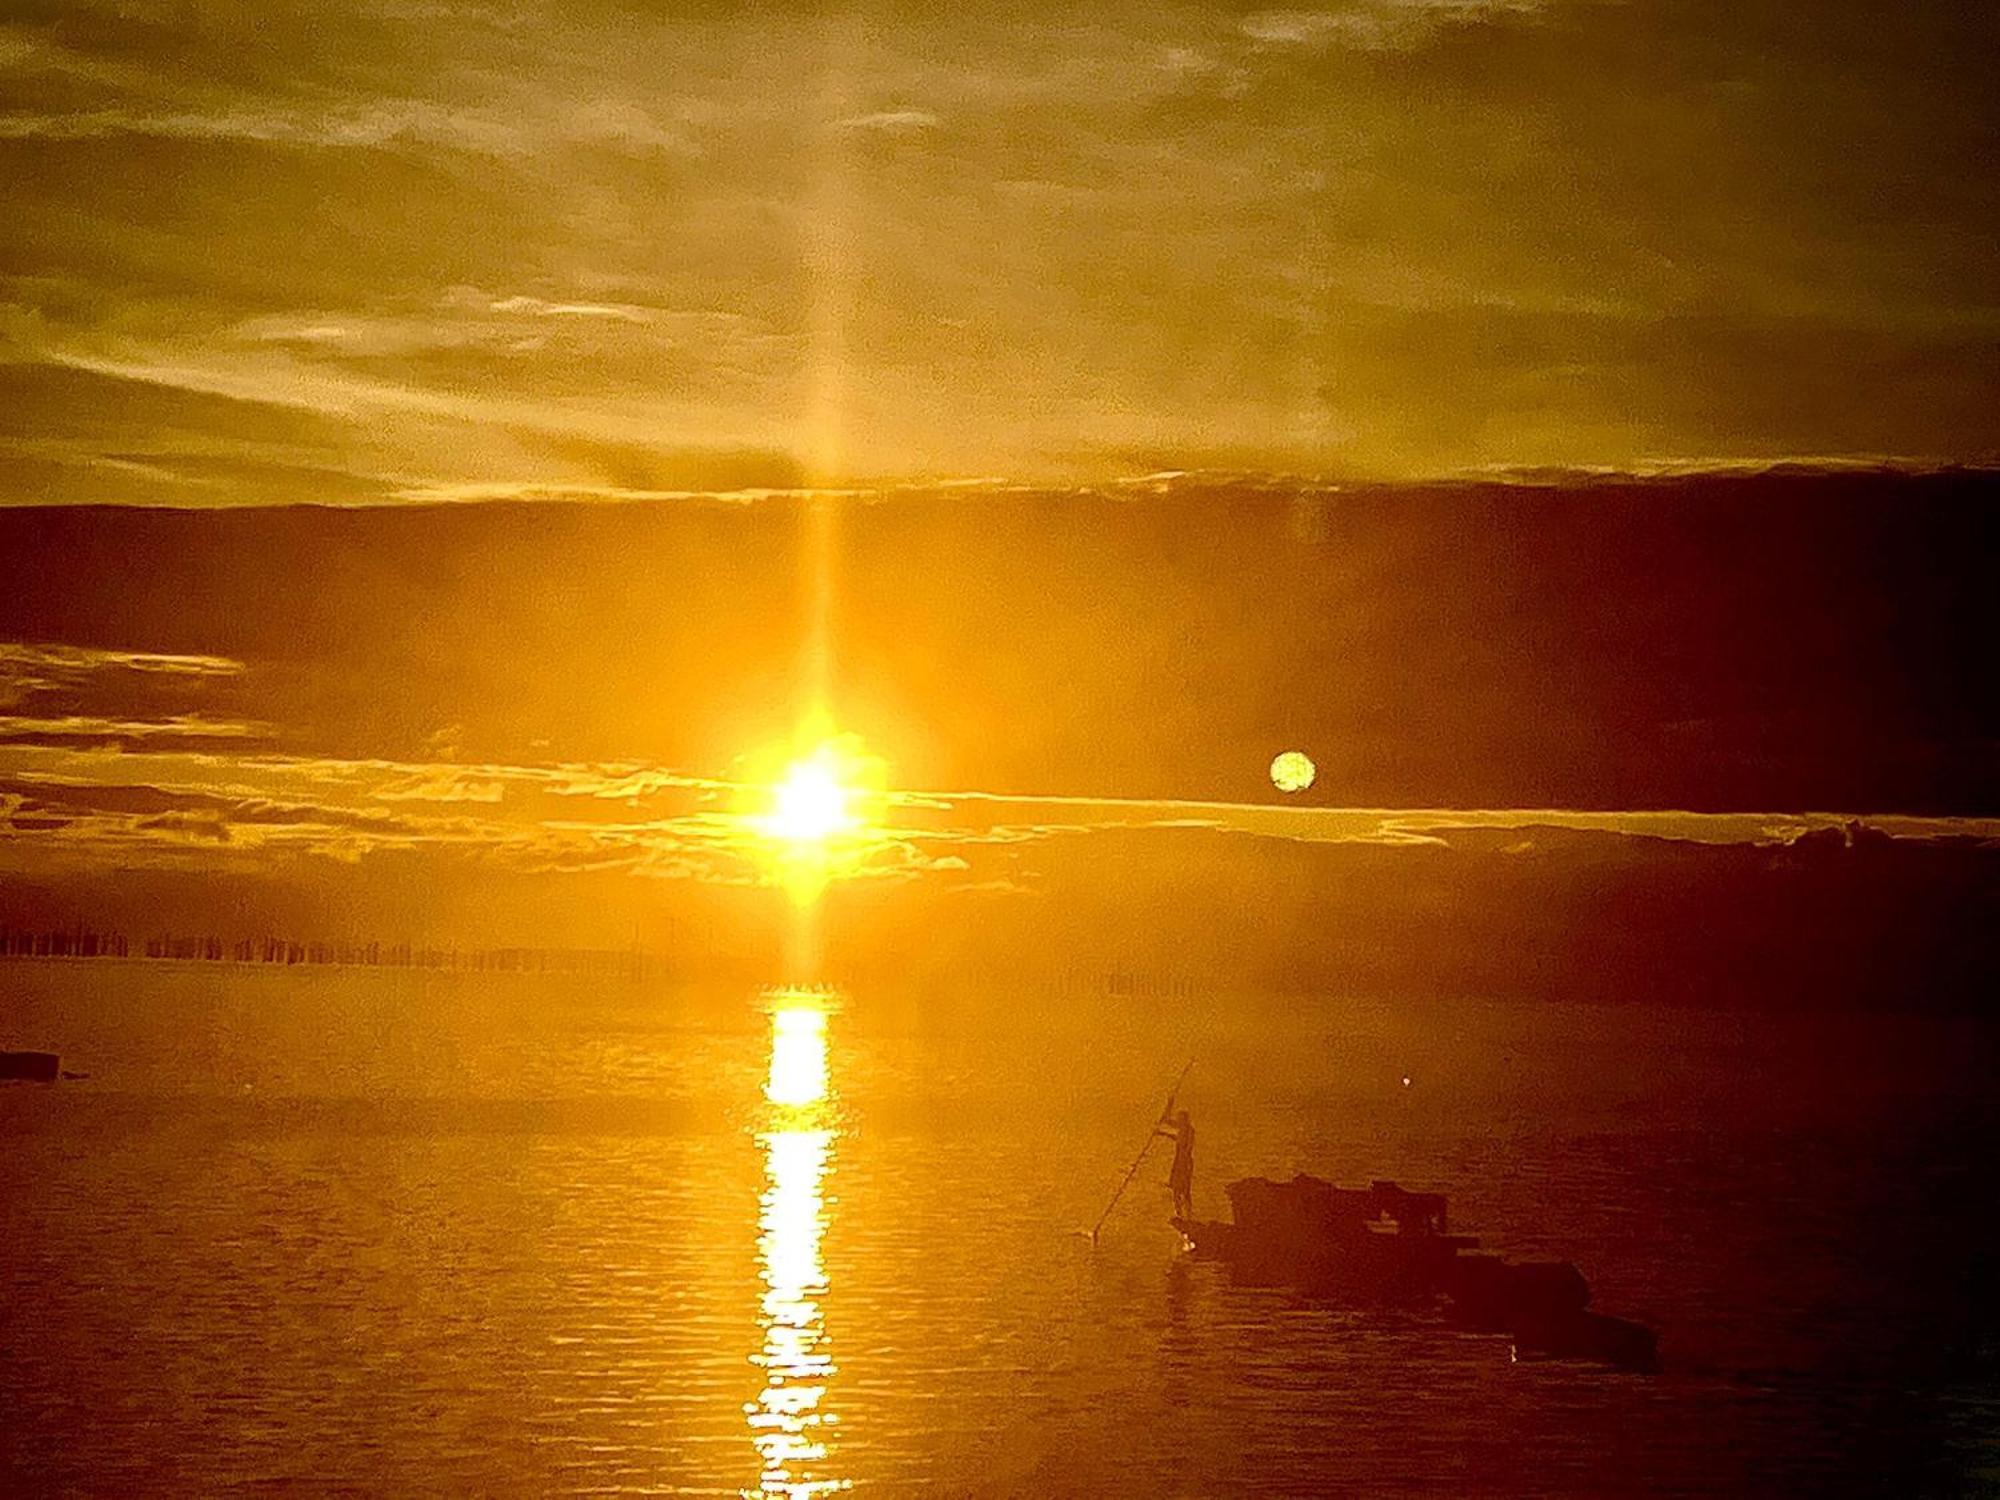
[2,7,1997,980]
[2,0,1997,502]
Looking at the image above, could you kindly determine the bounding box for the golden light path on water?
[747,997,848,1498]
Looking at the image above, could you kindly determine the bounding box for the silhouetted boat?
[1,1050,61,1083]
[1176,1174,1660,1372]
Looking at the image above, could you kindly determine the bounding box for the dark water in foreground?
[2,963,1996,1497]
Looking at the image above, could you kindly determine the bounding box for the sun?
[741,731,887,903]
[763,751,859,846]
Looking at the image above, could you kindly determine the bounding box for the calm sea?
[3,963,1995,1497]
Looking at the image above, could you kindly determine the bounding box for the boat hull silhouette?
[1176,1174,1659,1372]
[1,1050,60,1083]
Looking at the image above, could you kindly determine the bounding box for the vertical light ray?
[805,12,858,491]
[801,10,856,699]
[789,14,861,982]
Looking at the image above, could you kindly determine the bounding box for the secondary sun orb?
[1270,750,1316,794]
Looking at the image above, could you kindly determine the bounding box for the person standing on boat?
[1157,1108,1195,1220]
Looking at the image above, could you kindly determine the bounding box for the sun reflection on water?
[767,1006,829,1108]
[747,994,848,1499]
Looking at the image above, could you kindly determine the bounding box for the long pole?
[1088,1057,1195,1242]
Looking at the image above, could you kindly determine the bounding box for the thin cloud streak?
[0,713,267,745]
[897,786,2000,847]
[0,643,244,679]
[1241,1,1554,52]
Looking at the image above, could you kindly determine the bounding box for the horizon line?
[6,457,1999,513]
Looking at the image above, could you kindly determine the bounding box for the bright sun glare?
[763,753,859,847]
[743,732,887,905]
[766,1003,829,1106]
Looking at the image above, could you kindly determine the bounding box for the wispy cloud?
[369,766,509,803]
[0,641,257,748]
[485,295,653,323]
[14,645,240,677]
[0,713,267,746]
[0,642,244,698]
[381,481,788,505]
[1241,1,1552,51]
[833,108,942,134]
[0,95,701,157]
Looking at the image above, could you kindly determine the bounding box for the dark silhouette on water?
[1156,1108,1195,1220]
[1085,1059,1195,1241]
[1176,1173,1660,1372]
[1,1050,60,1083]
